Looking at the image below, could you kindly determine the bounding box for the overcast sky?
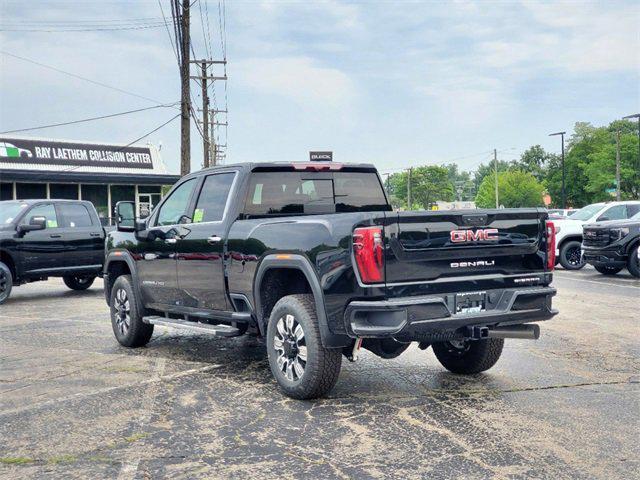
[1,0,638,175]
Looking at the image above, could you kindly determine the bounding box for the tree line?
[386,119,639,209]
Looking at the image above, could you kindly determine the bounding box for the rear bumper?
[344,287,557,340]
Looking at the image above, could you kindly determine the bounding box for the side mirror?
[17,216,46,235]
[115,201,136,232]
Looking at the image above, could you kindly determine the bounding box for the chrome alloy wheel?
[273,314,307,382]
[113,288,131,336]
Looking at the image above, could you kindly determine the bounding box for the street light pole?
[549,131,566,208]
[622,113,640,195]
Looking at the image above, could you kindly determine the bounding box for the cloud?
[233,56,356,109]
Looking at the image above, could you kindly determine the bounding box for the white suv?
[552,201,640,270]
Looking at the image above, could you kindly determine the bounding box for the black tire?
[559,240,585,270]
[63,275,96,290]
[627,245,640,278]
[432,338,504,374]
[266,294,342,399]
[110,275,153,347]
[0,261,13,305]
[594,265,623,275]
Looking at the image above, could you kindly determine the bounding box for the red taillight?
[353,226,384,283]
[546,220,556,271]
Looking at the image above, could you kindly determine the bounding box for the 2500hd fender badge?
[450,228,499,243]
[451,260,496,268]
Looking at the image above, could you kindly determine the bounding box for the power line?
[0,51,170,106]
[0,103,179,135]
[0,23,170,33]
[0,17,166,25]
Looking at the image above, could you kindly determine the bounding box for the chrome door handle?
[165,238,177,244]
[207,236,222,244]
[49,234,62,238]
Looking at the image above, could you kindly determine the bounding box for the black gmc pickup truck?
[104,162,558,399]
[0,199,108,303]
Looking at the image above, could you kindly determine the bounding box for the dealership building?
[0,136,180,223]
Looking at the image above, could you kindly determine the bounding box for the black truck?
[104,162,558,399]
[0,199,108,303]
[582,211,640,278]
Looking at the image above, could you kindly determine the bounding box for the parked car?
[547,208,577,220]
[0,199,110,303]
[551,201,640,270]
[104,162,558,399]
[582,210,640,277]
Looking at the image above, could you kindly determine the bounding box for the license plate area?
[455,291,486,314]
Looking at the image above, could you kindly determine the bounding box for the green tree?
[475,170,544,208]
[513,145,556,183]
[443,163,475,201]
[473,159,513,190]
[388,165,455,209]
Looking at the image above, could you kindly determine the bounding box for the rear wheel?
[110,275,153,347]
[266,294,342,399]
[432,338,504,374]
[0,261,13,304]
[594,265,623,275]
[627,245,640,278]
[63,275,96,290]
[559,240,585,270]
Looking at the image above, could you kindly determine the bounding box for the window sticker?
[193,208,204,223]
[47,220,58,228]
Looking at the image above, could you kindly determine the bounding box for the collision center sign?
[0,137,154,169]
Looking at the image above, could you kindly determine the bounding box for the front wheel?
[628,245,640,278]
[63,275,96,290]
[110,275,153,347]
[559,240,586,270]
[432,338,504,374]
[0,261,13,304]
[594,265,623,275]
[266,294,342,399]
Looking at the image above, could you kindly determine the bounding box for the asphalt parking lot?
[1,267,638,479]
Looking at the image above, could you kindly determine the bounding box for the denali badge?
[450,260,496,268]
[450,228,499,243]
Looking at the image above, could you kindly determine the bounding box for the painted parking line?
[553,272,640,289]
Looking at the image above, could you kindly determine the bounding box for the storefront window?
[110,185,136,217]
[16,183,46,199]
[0,183,12,200]
[138,185,161,194]
[81,184,108,221]
[50,183,79,200]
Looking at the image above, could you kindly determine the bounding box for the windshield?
[0,201,29,225]
[569,203,605,221]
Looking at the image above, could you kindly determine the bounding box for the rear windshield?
[244,171,390,216]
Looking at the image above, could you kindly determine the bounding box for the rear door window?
[192,173,235,223]
[59,203,93,227]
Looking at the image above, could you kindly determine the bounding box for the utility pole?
[201,61,210,168]
[179,0,191,177]
[494,149,499,208]
[616,129,621,201]
[407,167,412,210]
[549,131,566,208]
[192,65,227,167]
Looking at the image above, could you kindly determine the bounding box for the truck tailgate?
[385,209,546,284]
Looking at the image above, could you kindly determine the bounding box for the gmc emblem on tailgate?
[450,228,499,243]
